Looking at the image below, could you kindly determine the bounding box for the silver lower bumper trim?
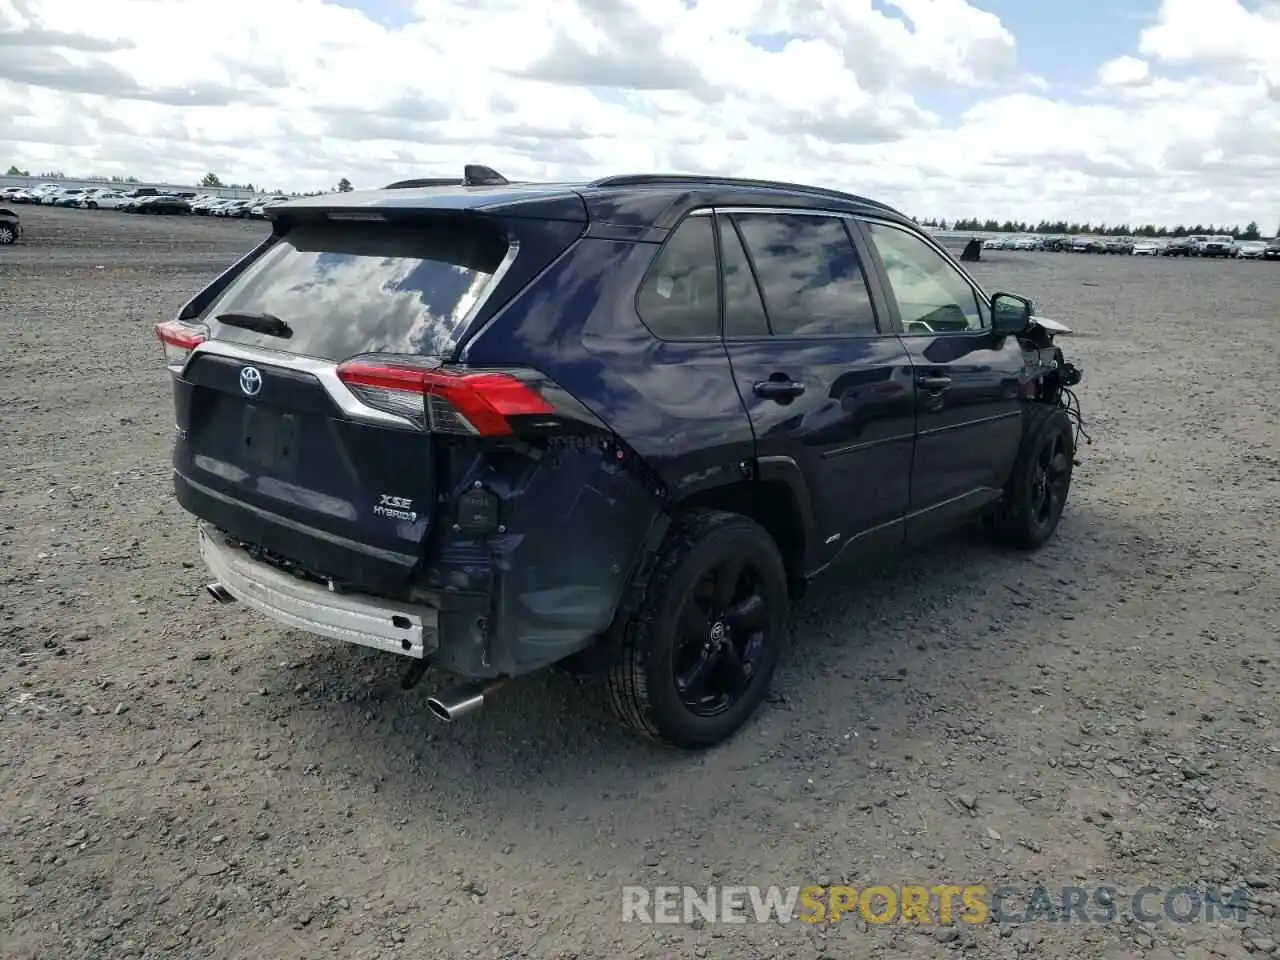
[198,525,437,659]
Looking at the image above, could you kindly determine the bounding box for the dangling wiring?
[1054,357,1091,450]
[1060,385,1090,449]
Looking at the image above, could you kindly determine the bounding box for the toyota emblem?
[239,366,263,397]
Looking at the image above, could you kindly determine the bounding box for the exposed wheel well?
[676,480,806,595]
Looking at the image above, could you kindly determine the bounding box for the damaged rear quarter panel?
[426,438,662,675]
[450,234,758,674]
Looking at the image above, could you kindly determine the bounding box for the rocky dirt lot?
[1,205,1278,960]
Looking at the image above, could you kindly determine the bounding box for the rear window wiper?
[215,311,292,338]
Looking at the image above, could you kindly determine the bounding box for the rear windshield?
[202,217,509,361]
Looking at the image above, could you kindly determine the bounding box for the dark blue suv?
[157,166,1084,749]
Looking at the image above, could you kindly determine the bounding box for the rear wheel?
[607,509,789,749]
[986,404,1075,549]
[87,201,98,210]
[0,224,15,244]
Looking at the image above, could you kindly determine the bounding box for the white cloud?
[0,0,1278,228]
[1098,55,1150,87]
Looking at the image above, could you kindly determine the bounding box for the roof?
[269,167,914,236]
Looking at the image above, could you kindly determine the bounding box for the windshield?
[202,217,510,361]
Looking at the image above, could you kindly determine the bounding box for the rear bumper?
[175,438,665,678]
[199,524,438,659]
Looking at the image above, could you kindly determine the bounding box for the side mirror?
[991,292,1033,336]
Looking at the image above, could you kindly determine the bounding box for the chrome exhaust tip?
[206,582,236,604]
[426,679,507,722]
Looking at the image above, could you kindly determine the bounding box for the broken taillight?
[155,320,207,371]
[335,358,555,436]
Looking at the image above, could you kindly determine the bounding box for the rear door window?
[203,217,509,361]
[730,213,879,337]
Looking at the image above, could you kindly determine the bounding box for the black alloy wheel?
[672,554,769,718]
[1028,430,1071,536]
[608,509,788,749]
[986,404,1075,550]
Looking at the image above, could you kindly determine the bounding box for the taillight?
[336,359,556,436]
[155,320,207,371]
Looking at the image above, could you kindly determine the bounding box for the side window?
[636,215,719,340]
[864,222,986,334]
[717,215,770,338]
[732,213,879,337]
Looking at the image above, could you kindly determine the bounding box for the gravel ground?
[2,205,1279,960]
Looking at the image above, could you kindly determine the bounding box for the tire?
[607,509,789,749]
[0,224,14,245]
[985,404,1075,550]
[87,202,98,210]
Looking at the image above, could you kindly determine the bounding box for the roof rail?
[588,173,899,213]
[383,164,510,191]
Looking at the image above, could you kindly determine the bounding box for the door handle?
[753,378,806,400]
[916,375,952,391]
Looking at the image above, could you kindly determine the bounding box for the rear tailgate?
[168,213,514,592]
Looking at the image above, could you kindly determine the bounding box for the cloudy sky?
[2,0,1277,228]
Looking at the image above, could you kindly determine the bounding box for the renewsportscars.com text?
[622,884,1250,925]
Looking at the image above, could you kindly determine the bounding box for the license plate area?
[241,404,300,474]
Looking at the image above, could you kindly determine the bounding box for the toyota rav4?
[157,166,1086,749]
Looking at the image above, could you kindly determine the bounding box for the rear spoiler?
[383,164,510,190]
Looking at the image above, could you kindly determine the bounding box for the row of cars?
[984,233,1278,258]
[0,183,291,219]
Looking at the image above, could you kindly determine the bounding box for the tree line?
[198,172,353,194]
[917,217,1273,241]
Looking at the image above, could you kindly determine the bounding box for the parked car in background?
[191,197,225,215]
[1011,236,1040,250]
[1132,240,1160,256]
[249,197,291,218]
[1163,237,1196,256]
[1104,238,1134,254]
[189,195,226,213]
[1233,240,1267,259]
[20,183,61,204]
[53,188,90,207]
[214,199,254,218]
[1194,235,1233,258]
[72,188,111,206]
[1069,236,1107,253]
[1264,239,1280,261]
[134,194,191,215]
[0,207,21,244]
[85,191,132,210]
